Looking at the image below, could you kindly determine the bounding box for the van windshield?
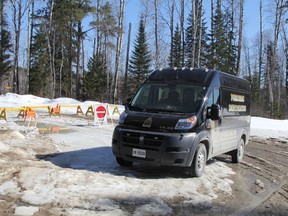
[129,83,206,114]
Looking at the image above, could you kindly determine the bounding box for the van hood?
[124,110,182,131]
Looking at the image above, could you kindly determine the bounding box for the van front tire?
[187,143,207,177]
[231,139,245,163]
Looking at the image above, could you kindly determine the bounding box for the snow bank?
[251,117,288,139]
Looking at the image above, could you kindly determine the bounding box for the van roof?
[146,68,250,92]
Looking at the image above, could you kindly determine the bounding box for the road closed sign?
[94,104,107,126]
[96,105,106,118]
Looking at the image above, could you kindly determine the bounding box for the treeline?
[0,0,288,119]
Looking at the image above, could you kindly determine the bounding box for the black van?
[112,68,251,177]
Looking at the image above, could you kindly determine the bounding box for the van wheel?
[231,139,245,163]
[188,143,207,177]
[116,157,133,166]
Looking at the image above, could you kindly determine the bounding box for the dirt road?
[174,136,288,215]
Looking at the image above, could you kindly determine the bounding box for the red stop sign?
[96,105,106,118]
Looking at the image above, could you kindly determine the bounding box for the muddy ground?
[175,136,288,216]
[0,125,287,215]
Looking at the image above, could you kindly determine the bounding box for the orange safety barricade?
[24,110,36,121]
[50,104,61,116]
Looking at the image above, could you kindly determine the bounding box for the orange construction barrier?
[49,104,61,116]
[24,109,36,122]
[23,108,37,127]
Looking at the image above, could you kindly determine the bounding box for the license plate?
[132,148,146,158]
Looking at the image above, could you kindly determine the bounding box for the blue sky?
[125,0,261,42]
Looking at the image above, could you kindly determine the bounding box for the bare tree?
[196,0,203,68]
[272,0,285,115]
[26,0,34,94]
[190,0,196,67]
[258,0,263,89]
[112,0,125,103]
[180,0,185,67]
[47,0,55,98]
[211,0,215,69]
[236,0,244,76]
[154,0,160,69]
[124,22,131,99]
[10,0,30,94]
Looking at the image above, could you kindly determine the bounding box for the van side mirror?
[207,104,221,120]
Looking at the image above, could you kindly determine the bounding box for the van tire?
[231,139,245,163]
[116,157,133,166]
[188,143,207,177]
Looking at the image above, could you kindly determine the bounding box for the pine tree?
[223,8,237,73]
[170,24,182,68]
[128,18,151,97]
[82,54,107,101]
[206,1,237,74]
[29,24,50,97]
[0,0,12,89]
[29,0,78,98]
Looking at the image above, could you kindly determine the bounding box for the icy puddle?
[15,121,73,134]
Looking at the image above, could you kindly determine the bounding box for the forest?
[0,0,288,119]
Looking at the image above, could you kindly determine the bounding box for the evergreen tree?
[29,0,78,98]
[170,24,182,68]
[128,18,151,97]
[29,24,50,97]
[206,1,237,74]
[82,54,107,101]
[185,9,209,68]
[223,8,237,73]
[0,0,12,88]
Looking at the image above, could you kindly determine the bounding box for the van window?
[207,88,220,106]
[130,83,206,114]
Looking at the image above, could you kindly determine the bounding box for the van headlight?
[119,111,128,124]
[175,116,197,130]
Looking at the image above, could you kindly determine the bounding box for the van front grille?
[122,131,163,151]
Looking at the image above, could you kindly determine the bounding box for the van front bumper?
[112,126,197,167]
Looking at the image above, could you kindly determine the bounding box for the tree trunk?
[76,20,82,99]
[11,0,20,93]
[112,0,125,103]
[180,0,185,67]
[124,22,131,99]
[273,0,284,115]
[154,0,159,69]
[190,0,196,68]
[236,0,244,76]
[69,12,73,98]
[258,0,263,92]
[96,0,100,56]
[59,38,64,98]
[47,0,55,98]
[266,45,274,116]
[196,0,203,68]
[169,0,175,67]
[211,0,215,69]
